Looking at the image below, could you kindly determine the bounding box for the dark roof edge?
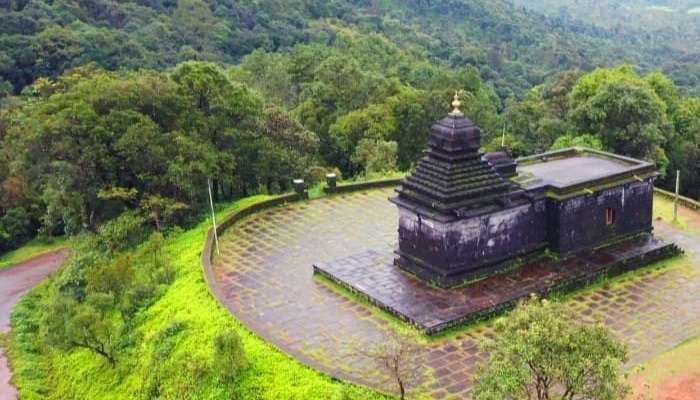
[516,146,655,168]
[515,147,658,196]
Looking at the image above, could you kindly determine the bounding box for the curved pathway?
[212,189,700,398]
[0,249,69,400]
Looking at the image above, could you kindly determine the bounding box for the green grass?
[0,237,68,270]
[653,195,688,228]
[628,333,700,397]
[8,195,388,400]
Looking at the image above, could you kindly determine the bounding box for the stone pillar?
[293,179,307,199]
[326,173,337,191]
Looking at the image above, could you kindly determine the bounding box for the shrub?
[97,211,148,253]
[212,330,248,383]
[0,207,35,252]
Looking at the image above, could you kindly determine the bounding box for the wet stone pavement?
[314,235,676,335]
[212,189,700,399]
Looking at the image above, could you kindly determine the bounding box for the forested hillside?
[512,0,700,46]
[511,0,700,91]
[2,0,699,100]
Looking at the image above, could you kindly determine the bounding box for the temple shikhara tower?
[315,93,678,333]
[390,95,546,287]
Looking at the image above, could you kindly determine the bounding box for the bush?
[97,211,148,253]
[304,165,330,185]
[0,207,35,252]
[212,330,248,382]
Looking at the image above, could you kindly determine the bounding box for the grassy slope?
[8,195,385,400]
[0,237,68,270]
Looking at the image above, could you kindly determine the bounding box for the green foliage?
[0,62,323,237]
[9,195,387,399]
[502,73,579,155]
[550,133,603,151]
[352,139,399,174]
[473,296,629,400]
[1,0,697,101]
[44,294,123,367]
[96,211,148,253]
[569,65,673,172]
[140,195,189,231]
[0,207,34,251]
[212,330,248,383]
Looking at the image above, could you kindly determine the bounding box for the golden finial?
[449,92,463,117]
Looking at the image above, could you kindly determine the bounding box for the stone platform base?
[313,234,680,335]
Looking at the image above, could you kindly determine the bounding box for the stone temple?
[315,95,679,334]
[391,95,658,288]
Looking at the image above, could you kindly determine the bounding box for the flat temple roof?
[515,147,656,191]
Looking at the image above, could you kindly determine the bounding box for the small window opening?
[605,208,616,226]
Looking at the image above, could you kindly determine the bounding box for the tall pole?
[501,124,506,148]
[674,169,680,223]
[208,178,220,256]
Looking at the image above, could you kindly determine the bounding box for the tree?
[351,138,398,174]
[171,0,221,54]
[360,329,424,400]
[45,294,123,367]
[550,133,603,151]
[569,66,674,171]
[140,195,189,231]
[0,207,34,251]
[171,61,261,199]
[503,86,569,154]
[328,103,396,174]
[473,296,629,400]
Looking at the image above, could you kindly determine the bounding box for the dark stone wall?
[397,200,548,278]
[548,180,655,254]
[394,177,655,286]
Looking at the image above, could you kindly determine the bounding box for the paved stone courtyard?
[212,188,700,399]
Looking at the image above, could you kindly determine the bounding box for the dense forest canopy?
[1,0,699,252]
[510,0,700,91]
[2,0,700,100]
[512,0,700,50]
